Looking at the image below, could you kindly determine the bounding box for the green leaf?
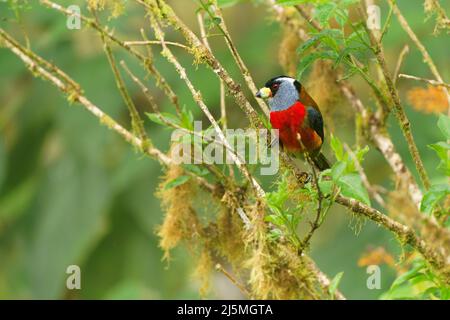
[182,164,209,176]
[329,271,344,299]
[331,161,347,180]
[164,175,191,190]
[345,146,369,173]
[341,0,360,5]
[265,214,285,227]
[297,29,342,55]
[420,184,450,214]
[337,173,371,205]
[146,112,165,126]
[355,146,369,163]
[181,106,194,130]
[275,0,314,6]
[390,262,425,290]
[428,141,450,158]
[334,8,348,26]
[408,273,430,286]
[217,0,240,8]
[267,228,283,241]
[380,284,416,300]
[146,112,180,127]
[428,141,450,175]
[298,51,338,79]
[437,114,450,139]
[330,134,344,161]
[318,179,333,196]
[313,2,338,27]
[337,65,359,81]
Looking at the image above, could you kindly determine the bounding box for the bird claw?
[296,171,311,186]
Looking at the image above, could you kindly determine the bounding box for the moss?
[110,1,126,18]
[278,27,301,77]
[191,45,210,66]
[100,114,117,129]
[216,206,246,269]
[194,247,213,297]
[87,0,106,10]
[156,165,201,260]
[66,90,80,105]
[307,60,345,131]
[246,237,320,299]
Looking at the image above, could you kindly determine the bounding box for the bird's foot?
[295,171,311,186]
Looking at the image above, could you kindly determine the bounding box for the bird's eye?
[271,83,279,90]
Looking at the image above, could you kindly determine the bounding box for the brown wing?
[299,86,319,110]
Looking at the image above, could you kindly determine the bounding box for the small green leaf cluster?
[264,135,371,246]
[322,135,371,205]
[277,0,371,80]
[265,172,306,244]
[147,106,195,131]
[381,258,450,300]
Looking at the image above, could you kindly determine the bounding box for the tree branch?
[336,195,449,281]
[399,73,450,89]
[362,4,431,190]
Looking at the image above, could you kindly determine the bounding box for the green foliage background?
[0,0,448,299]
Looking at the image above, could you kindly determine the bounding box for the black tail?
[313,152,331,171]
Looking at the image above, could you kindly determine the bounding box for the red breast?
[270,101,322,152]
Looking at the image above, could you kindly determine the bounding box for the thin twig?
[215,263,251,298]
[220,81,227,129]
[40,0,182,114]
[197,11,235,179]
[380,2,393,40]
[207,1,270,116]
[298,151,323,255]
[295,4,322,31]
[428,0,450,32]
[389,0,450,110]
[0,28,218,194]
[398,73,450,89]
[305,257,346,300]
[149,15,264,198]
[123,40,190,50]
[393,44,409,86]
[93,10,149,148]
[137,0,263,128]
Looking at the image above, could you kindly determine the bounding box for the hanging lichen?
[156,165,202,260]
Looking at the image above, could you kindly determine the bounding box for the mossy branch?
[4,0,449,298]
[95,11,150,150]
[137,0,263,128]
[40,0,182,114]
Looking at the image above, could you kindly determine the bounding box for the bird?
[255,75,330,171]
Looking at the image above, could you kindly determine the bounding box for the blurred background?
[0,0,448,299]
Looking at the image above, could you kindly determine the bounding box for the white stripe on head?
[276,77,296,84]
